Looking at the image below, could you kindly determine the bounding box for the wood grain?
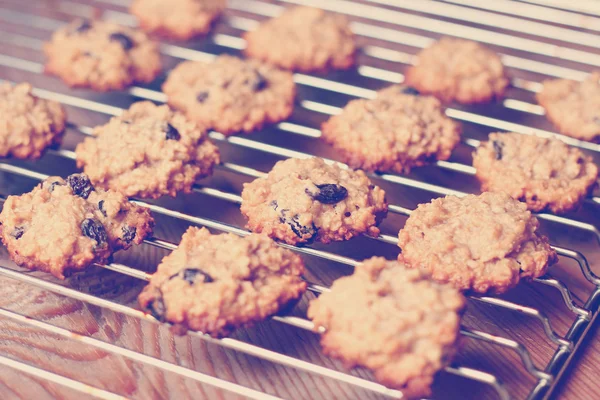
[0,0,599,399]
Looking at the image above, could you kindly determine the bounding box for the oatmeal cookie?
[537,72,600,142]
[138,227,306,337]
[398,192,557,294]
[130,0,226,40]
[0,83,66,159]
[321,85,461,173]
[162,55,295,135]
[0,174,154,279]
[308,257,465,398]
[473,132,598,214]
[404,38,508,104]
[240,157,388,245]
[75,101,220,199]
[44,19,161,91]
[243,6,356,72]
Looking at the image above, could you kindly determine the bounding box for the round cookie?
[398,192,557,294]
[473,132,598,214]
[130,0,226,40]
[44,19,162,91]
[404,38,509,104]
[138,227,307,337]
[536,72,600,142]
[0,174,154,279]
[75,101,220,199]
[243,6,356,72]
[162,55,295,135]
[321,85,461,173]
[0,83,66,159]
[307,257,465,397]
[240,157,388,245]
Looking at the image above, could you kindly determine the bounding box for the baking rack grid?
[0,0,599,399]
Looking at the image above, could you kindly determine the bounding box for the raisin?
[66,174,94,199]
[249,72,268,92]
[165,123,181,140]
[401,86,420,96]
[10,227,24,240]
[146,296,166,322]
[492,140,504,160]
[197,91,209,103]
[73,19,92,33]
[288,214,317,241]
[122,226,136,244]
[81,218,108,246]
[109,32,134,50]
[98,200,107,217]
[270,200,278,211]
[48,180,65,192]
[309,184,348,204]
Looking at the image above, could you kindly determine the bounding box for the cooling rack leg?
[528,288,600,400]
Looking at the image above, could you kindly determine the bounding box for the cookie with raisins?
[240,157,388,245]
[321,85,461,173]
[0,174,154,279]
[130,0,225,40]
[44,19,161,91]
[162,55,296,135]
[473,132,598,213]
[138,227,306,337]
[75,101,219,199]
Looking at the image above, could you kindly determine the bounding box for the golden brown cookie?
[308,257,465,398]
[138,227,306,337]
[473,132,598,213]
[240,157,388,245]
[0,174,154,279]
[44,19,161,91]
[75,101,220,199]
[405,38,508,104]
[398,192,557,294]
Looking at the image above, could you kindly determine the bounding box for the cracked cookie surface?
[0,174,154,279]
[321,85,461,173]
[244,6,356,72]
[0,83,66,159]
[75,101,220,199]
[473,132,598,213]
[138,227,306,337]
[398,192,557,294]
[130,0,226,40]
[537,72,600,142]
[405,38,508,104]
[44,19,161,91]
[162,55,295,135]
[308,257,465,398]
[240,157,388,245]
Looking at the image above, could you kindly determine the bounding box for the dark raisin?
[109,32,134,50]
[270,200,278,211]
[146,296,166,322]
[401,86,420,95]
[165,123,181,141]
[66,174,94,199]
[73,19,92,33]
[492,140,504,160]
[81,218,107,246]
[249,72,268,92]
[48,180,65,192]
[197,91,209,103]
[122,226,136,244]
[168,268,214,284]
[309,184,348,204]
[10,227,24,240]
[98,200,107,217]
[288,215,317,241]
[344,212,351,217]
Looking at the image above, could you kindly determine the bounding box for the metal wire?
[0,1,598,399]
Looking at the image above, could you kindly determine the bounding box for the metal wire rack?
[0,0,599,399]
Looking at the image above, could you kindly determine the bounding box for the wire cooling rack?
[0,0,600,399]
